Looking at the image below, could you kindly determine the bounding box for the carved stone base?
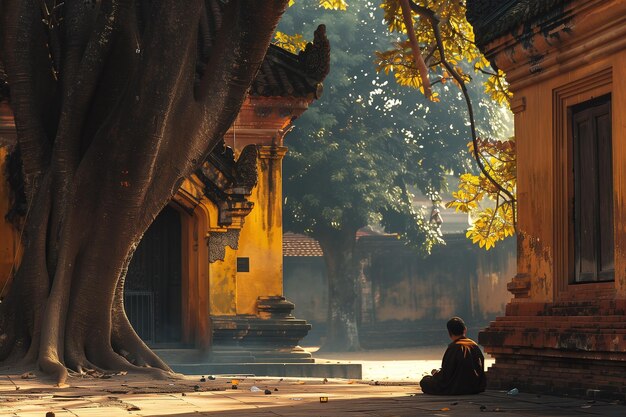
[480,300,626,399]
[210,296,313,363]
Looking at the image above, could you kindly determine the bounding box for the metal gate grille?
[124,291,154,343]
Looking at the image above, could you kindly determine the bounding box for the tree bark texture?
[316,227,362,352]
[0,0,287,385]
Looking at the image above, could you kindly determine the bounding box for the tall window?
[571,94,613,283]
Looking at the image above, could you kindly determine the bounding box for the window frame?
[553,68,615,301]
[569,94,614,284]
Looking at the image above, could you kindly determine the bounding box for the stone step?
[154,349,210,364]
[249,351,312,359]
[154,348,313,364]
[170,362,362,379]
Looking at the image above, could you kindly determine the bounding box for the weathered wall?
[478,1,626,303]
[284,257,328,323]
[235,146,286,315]
[208,244,238,316]
[474,0,626,398]
[283,257,328,342]
[284,233,515,347]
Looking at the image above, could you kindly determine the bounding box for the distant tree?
[0,1,287,385]
[282,0,517,252]
[279,1,507,351]
[373,0,516,249]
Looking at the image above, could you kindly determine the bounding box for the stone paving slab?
[0,373,623,416]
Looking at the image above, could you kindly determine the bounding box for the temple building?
[467,0,626,397]
[0,27,331,365]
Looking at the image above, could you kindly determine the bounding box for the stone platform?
[170,362,362,379]
[154,348,362,379]
[480,300,626,400]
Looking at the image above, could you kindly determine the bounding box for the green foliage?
[278,1,507,253]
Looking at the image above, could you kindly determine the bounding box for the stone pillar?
[236,146,287,314]
[208,97,313,359]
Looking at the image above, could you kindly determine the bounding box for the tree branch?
[407,0,517,227]
[399,0,431,98]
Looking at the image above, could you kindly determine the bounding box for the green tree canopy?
[277,0,511,351]
[280,0,508,250]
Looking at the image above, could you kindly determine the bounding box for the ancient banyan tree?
[0,0,336,385]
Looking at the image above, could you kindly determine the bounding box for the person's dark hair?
[447,317,466,336]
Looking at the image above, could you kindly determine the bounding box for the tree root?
[38,355,69,387]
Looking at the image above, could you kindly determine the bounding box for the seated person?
[420,317,486,395]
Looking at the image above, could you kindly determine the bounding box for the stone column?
[236,146,287,314]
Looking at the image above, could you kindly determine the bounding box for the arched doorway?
[125,205,183,346]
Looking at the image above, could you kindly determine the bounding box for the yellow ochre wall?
[200,95,309,318]
[208,244,238,315]
[202,146,289,317]
[175,176,240,317]
[235,146,287,315]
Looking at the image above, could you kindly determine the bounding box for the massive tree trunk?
[0,0,287,385]
[315,226,362,352]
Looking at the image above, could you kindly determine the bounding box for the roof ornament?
[298,24,331,83]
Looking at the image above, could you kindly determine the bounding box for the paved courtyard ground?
[0,347,623,416]
[0,373,624,417]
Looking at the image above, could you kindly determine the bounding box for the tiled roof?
[283,233,323,257]
[251,25,330,99]
[466,0,571,49]
[283,228,393,257]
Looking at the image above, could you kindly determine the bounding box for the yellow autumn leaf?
[274,31,308,54]
[319,0,348,10]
